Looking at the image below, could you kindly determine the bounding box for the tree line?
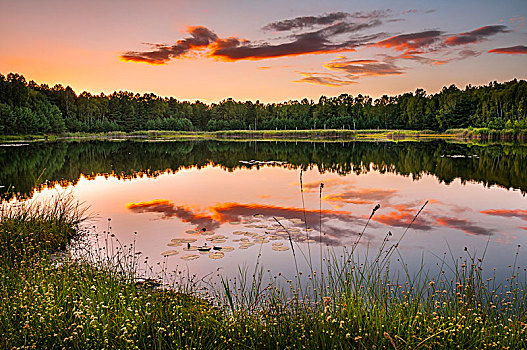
[1,72,526,135]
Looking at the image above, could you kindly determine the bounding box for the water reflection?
[1,140,527,200]
[1,139,526,282]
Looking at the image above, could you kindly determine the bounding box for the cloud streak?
[489,45,527,54]
[435,217,494,236]
[325,58,405,78]
[262,12,350,32]
[444,25,509,46]
[323,186,398,204]
[126,199,221,230]
[262,10,393,32]
[480,209,527,220]
[373,204,433,231]
[121,26,218,64]
[294,73,356,87]
[374,30,443,52]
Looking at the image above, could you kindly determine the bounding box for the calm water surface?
[1,140,526,282]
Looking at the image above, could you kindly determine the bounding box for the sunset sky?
[1,0,526,103]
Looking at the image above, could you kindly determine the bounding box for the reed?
[1,193,526,349]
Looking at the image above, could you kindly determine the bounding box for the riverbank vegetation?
[1,195,526,348]
[1,73,526,138]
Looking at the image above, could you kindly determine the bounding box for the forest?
[0,72,526,135]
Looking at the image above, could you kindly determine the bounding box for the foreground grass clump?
[0,197,226,349]
[1,196,527,349]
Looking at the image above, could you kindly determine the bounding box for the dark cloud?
[121,26,218,64]
[349,10,394,20]
[126,200,220,230]
[262,10,392,32]
[374,30,444,52]
[122,13,388,64]
[458,49,481,58]
[212,23,385,61]
[324,58,405,78]
[262,12,349,31]
[488,45,527,55]
[435,217,494,236]
[371,24,510,67]
[480,209,527,220]
[444,25,509,46]
[401,9,436,15]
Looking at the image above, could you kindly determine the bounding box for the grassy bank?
[1,197,526,349]
[2,128,527,144]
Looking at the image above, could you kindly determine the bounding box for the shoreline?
[1,128,527,144]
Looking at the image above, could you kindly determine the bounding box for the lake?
[1,139,526,284]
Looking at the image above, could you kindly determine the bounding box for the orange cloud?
[301,178,350,191]
[126,199,171,209]
[323,187,397,204]
[373,204,432,231]
[488,45,527,55]
[480,209,527,220]
[127,199,220,230]
[374,30,443,52]
[126,200,364,238]
[210,202,354,224]
[120,26,219,65]
[209,202,365,242]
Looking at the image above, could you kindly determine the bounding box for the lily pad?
[181,254,200,261]
[161,250,179,256]
[209,252,225,259]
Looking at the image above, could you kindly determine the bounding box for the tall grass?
[1,193,526,348]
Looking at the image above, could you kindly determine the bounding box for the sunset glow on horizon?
[1,0,526,103]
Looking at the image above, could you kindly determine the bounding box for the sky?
[0,0,526,103]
